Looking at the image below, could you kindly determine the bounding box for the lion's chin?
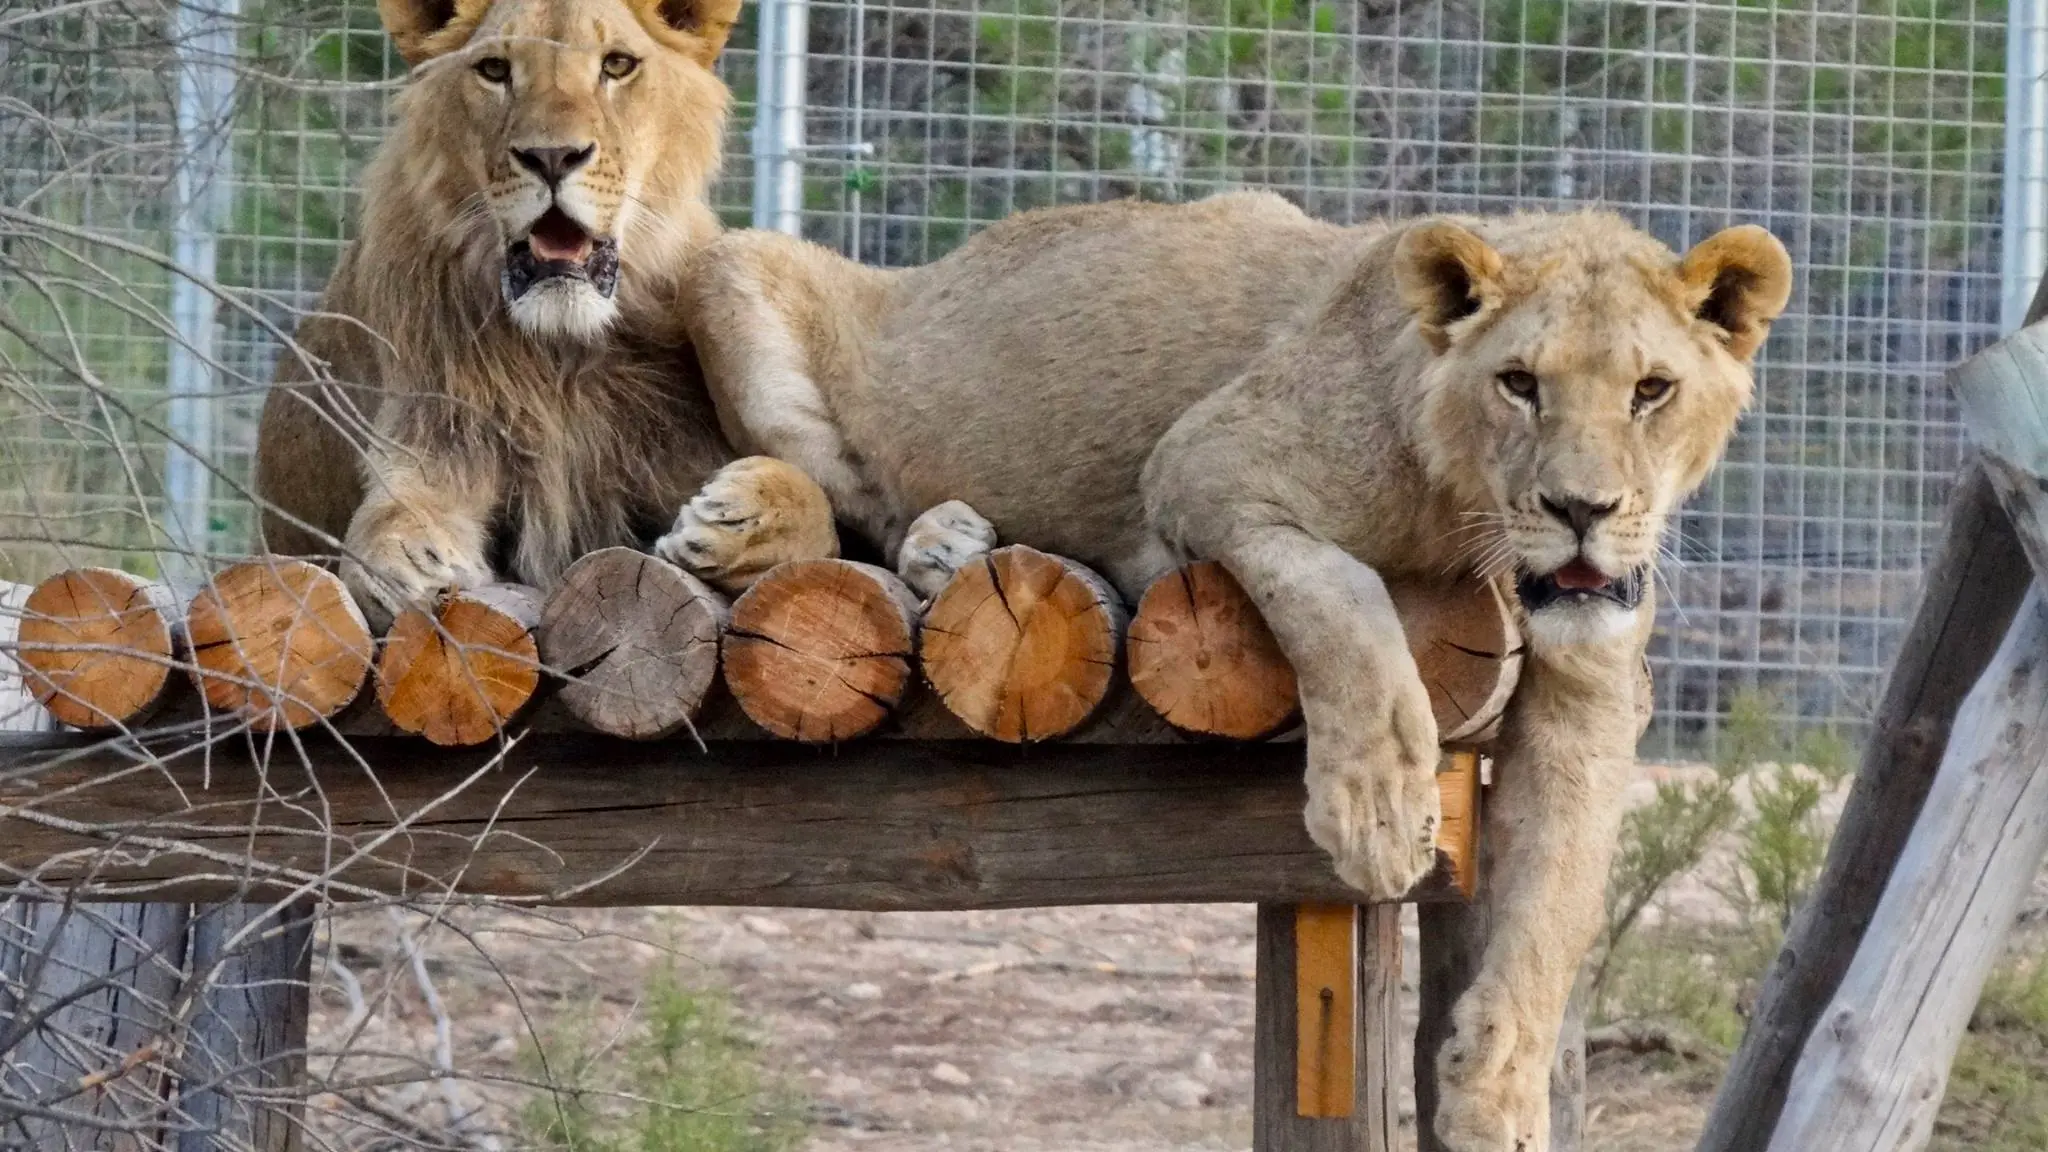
[504,275,620,342]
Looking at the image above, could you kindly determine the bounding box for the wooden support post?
[1749,321,2048,1149]
[174,900,316,1152]
[1699,269,2048,1152]
[1254,903,1402,1152]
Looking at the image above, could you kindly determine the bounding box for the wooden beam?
[1763,587,2048,1149]
[0,734,1478,909]
[1697,390,2040,1150]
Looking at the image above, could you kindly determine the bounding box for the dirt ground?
[305,765,1752,1150]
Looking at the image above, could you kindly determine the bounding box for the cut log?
[920,546,1126,742]
[13,567,181,730]
[538,548,727,740]
[185,558,372,731]
[723,559,919,742]
[1128,562,1521,743]
[1128,561,1299,740]
[377,584,544,746]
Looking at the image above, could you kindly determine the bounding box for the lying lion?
[661,193,1790,1150]
[253,0,833,619]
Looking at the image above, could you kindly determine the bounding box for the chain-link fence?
[0,0,2028,758]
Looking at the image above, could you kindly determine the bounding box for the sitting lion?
[664,192,1791,1150]
[253,0,833,618]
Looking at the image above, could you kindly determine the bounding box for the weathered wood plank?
[1253,903,1401,1151]
[1765,588,2048,1150]
[1697,269,2048,1152]
[1,734,1476,909]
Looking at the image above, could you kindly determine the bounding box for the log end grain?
[377,584,543,746]
[185,559,372,732]
[921,546,1126,742]
[14,568,175,730]
[1128,561,1300,740]
[724,559,918,742]
[537,548,727,741]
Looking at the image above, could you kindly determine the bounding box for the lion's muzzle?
[502,205,620,306]
[1515,560,1647,613]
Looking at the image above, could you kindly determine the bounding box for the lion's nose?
[1539,494,1618,541]
[512,143,596,187]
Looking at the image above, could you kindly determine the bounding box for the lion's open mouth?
[1515,559,1648,613]
[502,206,620,303]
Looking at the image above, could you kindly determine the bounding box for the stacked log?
[8,549,1518,748]
[185,559,374,732]
[377,585,544,746]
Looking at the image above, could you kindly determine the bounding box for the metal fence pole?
[752,0,808,235]
[166,0,240,591]
[2006,0,2048,332]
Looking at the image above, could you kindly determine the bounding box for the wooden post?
[538,548,727,740]
[1750,322,2048,1149]
[174,900,316,1152]
[1698,271,2048,1152]
[377,583,544,745]
[920,546,1125,742]
[1254,903,1403,1152]
[723,559,920,741]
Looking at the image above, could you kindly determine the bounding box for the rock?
[1152,1074,1212,1110]
[843,981,884,1002]
[741,914,792,938]
[929,1061,973,1088]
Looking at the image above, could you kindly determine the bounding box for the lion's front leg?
[1433,652,1641,1152]
[654,456,839,594]
[1217,523,1444,900]
[341,486,494,628]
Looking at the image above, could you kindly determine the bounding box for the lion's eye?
[474,56,511,83]
[1497,370,1539,407]
[1634,376,1675,410]
[602,52,639,79]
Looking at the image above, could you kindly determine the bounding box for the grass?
[1933,945,2048,1152]
[519,965,807,1152]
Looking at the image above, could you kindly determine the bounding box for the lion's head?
[373,0,739,340]
[1395,212,1792,647]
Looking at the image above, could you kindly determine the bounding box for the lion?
[658,192,1791,1151]
[253,0,834,620]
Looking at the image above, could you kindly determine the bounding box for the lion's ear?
[1394,220,1505,352]
[378,0,471,66]
[641,0,744,66]
[1678,225,1792,362]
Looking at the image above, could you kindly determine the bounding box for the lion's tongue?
[530,209,594,263]
[1553,559,1611,591]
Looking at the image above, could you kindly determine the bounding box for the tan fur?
[252,0,832,619]
[679,192,1791,1151]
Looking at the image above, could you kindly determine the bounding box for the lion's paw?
[655,457,838,594]
[896,500,997,599]
[342,515,491,629]
[1434,982,1547,1152]
[1303,665,1442,900]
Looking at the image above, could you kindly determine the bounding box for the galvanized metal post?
[2005,0,2048,331]
[751,0,808,235]
[166,0,240,590]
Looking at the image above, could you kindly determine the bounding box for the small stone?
[741,914,791,938]
[843,982,884,1002]
[1193,1050,1220,1079]
[928,1062,973,1088]
[1152,1075,1212,1110]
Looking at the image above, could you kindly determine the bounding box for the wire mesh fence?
[0,0,2019,758]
